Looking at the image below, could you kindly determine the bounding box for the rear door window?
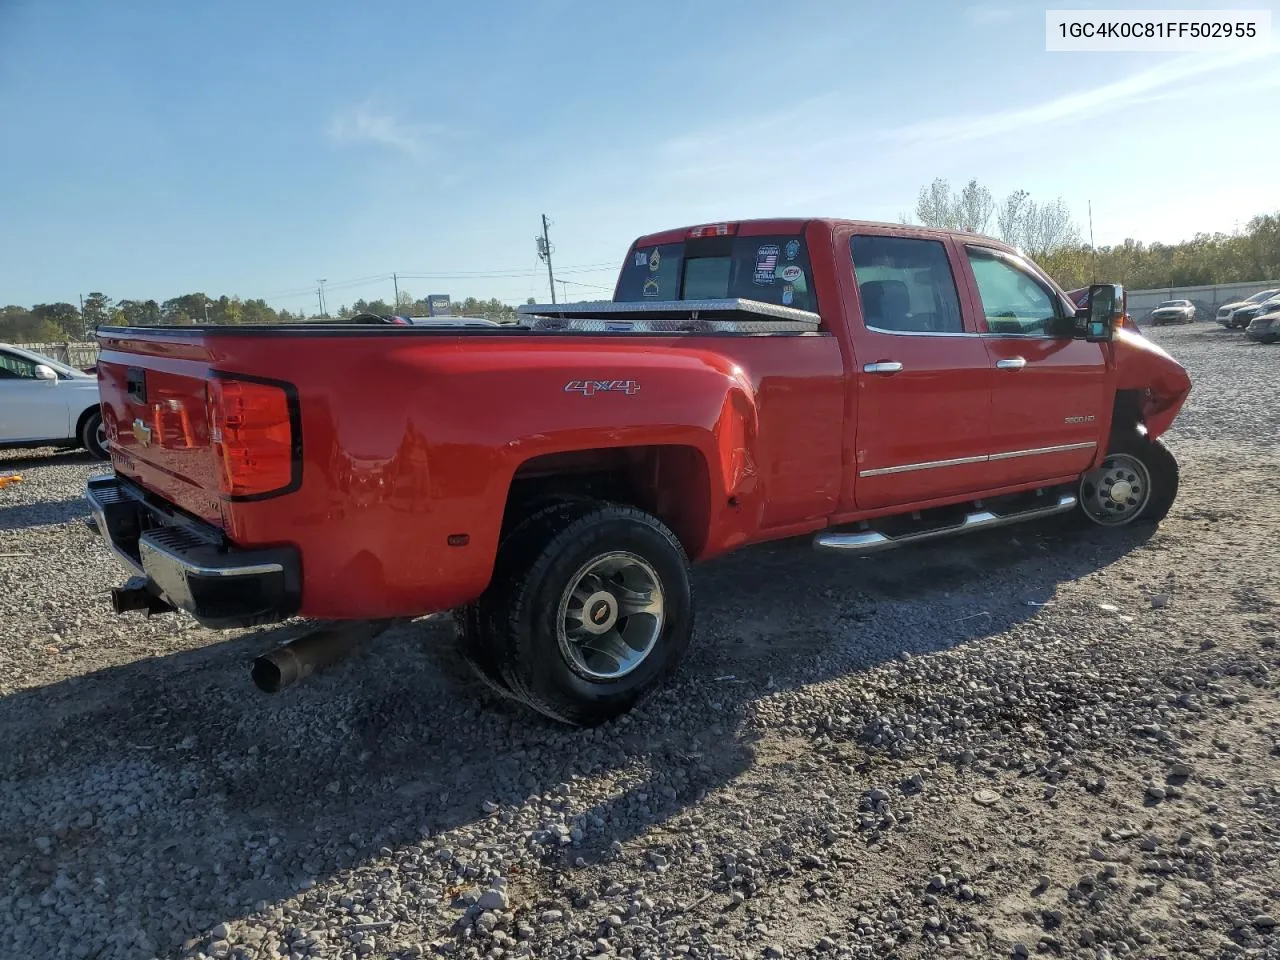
[616,234,816,311]
[849,235,964,334]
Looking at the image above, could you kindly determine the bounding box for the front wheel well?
[73,404,100,443]
[1109,389,1147,443]
[503,445,712,559]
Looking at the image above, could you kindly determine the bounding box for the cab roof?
[630,217,1020,255]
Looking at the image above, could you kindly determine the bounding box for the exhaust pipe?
[110,580,176,617]
[251,619,396,693]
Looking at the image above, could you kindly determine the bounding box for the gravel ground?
[1,323,1277,960]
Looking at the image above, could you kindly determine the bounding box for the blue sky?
[2,0,1278,312]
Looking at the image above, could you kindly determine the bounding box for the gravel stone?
[0,325,1277,960]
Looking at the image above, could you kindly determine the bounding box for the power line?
[557,278,613,291]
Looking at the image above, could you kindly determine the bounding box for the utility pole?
[1088,200,1096,282]
[79,293,86,339]
[317,279,328,318]
[536,214,556,303]
[393,273,400,313]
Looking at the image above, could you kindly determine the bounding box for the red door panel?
[956,242,1108,488]
[854,333,993,508]
[981,337,1107,485]
[840,229,993,511]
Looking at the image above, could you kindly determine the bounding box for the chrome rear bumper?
[85,473,300,628]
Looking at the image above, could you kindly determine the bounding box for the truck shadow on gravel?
[0,518,1155,956]
[0,496,98,532]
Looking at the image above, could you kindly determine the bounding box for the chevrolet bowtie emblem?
[131,418,153,447]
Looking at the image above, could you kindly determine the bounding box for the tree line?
[0,291,524,344]
[904,177,1280,291]
[8,188,1277,345]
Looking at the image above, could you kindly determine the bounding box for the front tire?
[1077,433,1178,527]
[80,409,109,460]
[476,502,693,726]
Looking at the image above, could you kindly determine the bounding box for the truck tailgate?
[98,336,230,527]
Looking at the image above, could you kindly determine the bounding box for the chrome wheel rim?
[95,421,109,451]
[1080,453,1151,526]
[556,551,665,681]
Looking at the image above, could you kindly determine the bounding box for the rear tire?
[80,409,108,460]
[475,501,693,726]
[1076,432,1178,528]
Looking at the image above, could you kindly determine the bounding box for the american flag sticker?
[753,244,780,285]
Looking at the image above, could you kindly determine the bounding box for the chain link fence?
[14,341,100,370]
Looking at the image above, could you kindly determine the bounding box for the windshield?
[1156,300,1188,308]
[616,234,816,311]
[1246,289,1280,303]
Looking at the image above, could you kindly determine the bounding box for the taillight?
[207,376,297,499]
[687,222,738,238]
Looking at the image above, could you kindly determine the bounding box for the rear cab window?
[616,233,816,312]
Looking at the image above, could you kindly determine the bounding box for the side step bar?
[814,492,1078,554]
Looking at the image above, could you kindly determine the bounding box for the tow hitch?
[110,576,177,617]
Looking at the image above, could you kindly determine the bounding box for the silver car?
[1230,294,1280,334]
[1218,288,1280,327]
[1147,299,1196,325]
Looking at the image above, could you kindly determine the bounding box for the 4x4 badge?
[565,379,641,397]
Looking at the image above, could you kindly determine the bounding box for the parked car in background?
[1218,288,1280,327]
[1245,305,1280,344]
[1227,294,1280,332]
[0,342,108,458]
[1147,299,1196,325]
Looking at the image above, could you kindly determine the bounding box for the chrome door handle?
[863,361,903,374]
[996,357,1027,370]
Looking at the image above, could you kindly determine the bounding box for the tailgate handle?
[126,366,147,403]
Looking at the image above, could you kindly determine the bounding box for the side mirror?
[1075,283,1125,342]
[34,364,58,381]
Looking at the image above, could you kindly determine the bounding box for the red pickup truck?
[86,218,1191,724]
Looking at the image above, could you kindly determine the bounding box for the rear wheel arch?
[501,443,716,560]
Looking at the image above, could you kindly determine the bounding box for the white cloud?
[881,49,1272,147]
[326,100,446,159]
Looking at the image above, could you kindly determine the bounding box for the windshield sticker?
[780,265,802,283]
[634,250,648,267]
[782,284,794,306]
[649,249,661,272]
[643,277,660,298]
[785,239,801,260]
[753,244,780,285]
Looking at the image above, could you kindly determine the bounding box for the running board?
[813,492,1078,554]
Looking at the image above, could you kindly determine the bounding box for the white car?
[0,342,108,459]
